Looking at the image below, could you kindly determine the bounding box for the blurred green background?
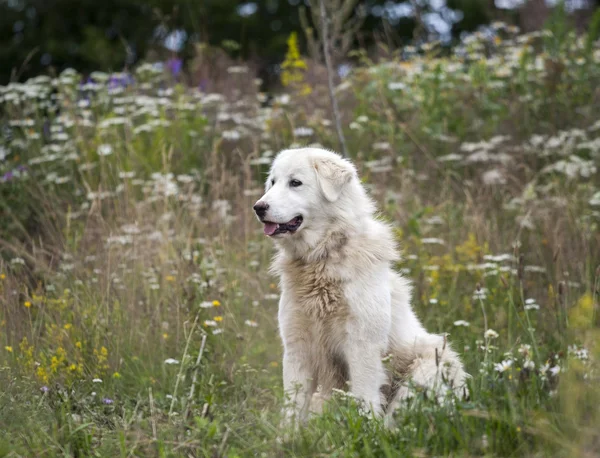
[2,0,598,87]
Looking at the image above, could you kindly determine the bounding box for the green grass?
[1,22,599,457]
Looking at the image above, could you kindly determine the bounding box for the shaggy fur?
[254,147,468,424]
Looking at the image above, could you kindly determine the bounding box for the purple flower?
[40,386,49,393]
[102,397,113,405]
[167,57,183,77]
[108,73,135,91]
[2,170,14,183]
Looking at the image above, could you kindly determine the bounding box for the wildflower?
[40,386,49,393]
[518,344,531,356]
[92,378,103,383]
[165,275,175,282]
[222,130,241,141]
[204,320,217,327]
[523,360,535,370]
[75,341,82,349]
[485,329,499,339]
[112,372,121,379]
[212,329,223,335]
[388,82,407,91]
[494,359,513,373]
[97,144,113,156]
[473,287,488,300]
[69,364,78,372]
[199,301,213,308]
[524,298,540,310]
[453,320,470,327]
[5,346,13,352]
[102,398,114,405]
[0,273,5,279]
[429,298,438,304]
[245,320,258,327]
[162,333,168,340]
[166,57,183,77]
[64,323,72,330]
[214,316,223,322]
[293,127,314,137]
[164,358,180,365]
[421,238,446,245]
[24,301,32,308]
[549,365,560,376]
[212,300,221,307]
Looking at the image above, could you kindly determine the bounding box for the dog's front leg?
[281,342,316,426]
[343,338,387,416]
[343,279,392,416]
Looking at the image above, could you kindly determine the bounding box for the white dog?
[253,147,468,424]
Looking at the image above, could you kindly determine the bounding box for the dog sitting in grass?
[253,147,468,424]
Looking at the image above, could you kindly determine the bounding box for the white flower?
[212,329,223,335]
[293,127,314,137]
[473,288,488,300]
[244,320,258,327]
[164,358,180,365]
[199,301,214,308]
[518,344,531,356]
[388,82,407,91]
[421,238,446,245]
[92,378,103,383]
[549,365,560,376]
[494,359,513,373]
[485,329,499,339]
[203,320,218,327]
[524,298,540,310]
[453,320,470,327]
[222,130,241,141]
[97,144,113,156]
[523,359,535,370]
[429,298,438,304]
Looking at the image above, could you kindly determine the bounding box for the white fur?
[254,148,468,425]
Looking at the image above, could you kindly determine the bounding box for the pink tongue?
[263,223,278,235]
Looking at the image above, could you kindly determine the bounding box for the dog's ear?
[313,157,353,202]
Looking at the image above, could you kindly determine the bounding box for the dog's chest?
[282,260,348,319]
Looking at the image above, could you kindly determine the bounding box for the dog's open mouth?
[262,216,303,236]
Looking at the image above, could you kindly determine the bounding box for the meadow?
[1,20,599,457]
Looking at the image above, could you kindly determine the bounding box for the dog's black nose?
[253,201,269,218]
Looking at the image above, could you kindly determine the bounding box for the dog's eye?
[270,178,275,186]
[289,179,302,188]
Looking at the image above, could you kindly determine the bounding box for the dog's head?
[253,148,367,242]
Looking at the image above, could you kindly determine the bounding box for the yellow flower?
[36,366,49,384]
[162,333,169,340]
[64,323,72,330]
[112,372,121,379]
[270,361,279,368]
[214,316,223,322]
[212,300,221,307]
[165,275,176,282]
[24,301,32,308]
[75,341,82,349]
[516,426,521,433]
[0,273,5,280]
[69,364,78,372]
[5,346,13,353]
